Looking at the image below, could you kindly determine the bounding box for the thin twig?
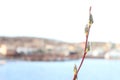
[72,6,92,80]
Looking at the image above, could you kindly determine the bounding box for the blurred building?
[104,49,120,59]
[0,44,7,56]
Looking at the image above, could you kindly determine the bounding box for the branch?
[72,6,93,80]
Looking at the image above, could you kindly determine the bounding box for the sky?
[0,0,120,43]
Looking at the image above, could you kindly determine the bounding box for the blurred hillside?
[0,37,68,49]
[0,37,120,61]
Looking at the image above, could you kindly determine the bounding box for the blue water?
[0,59,120,80]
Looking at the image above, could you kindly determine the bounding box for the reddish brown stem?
[77,25,91,72]
[72,6,92,80]
[72,26,91,80]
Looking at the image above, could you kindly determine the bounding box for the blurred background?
[0,0,120,80]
